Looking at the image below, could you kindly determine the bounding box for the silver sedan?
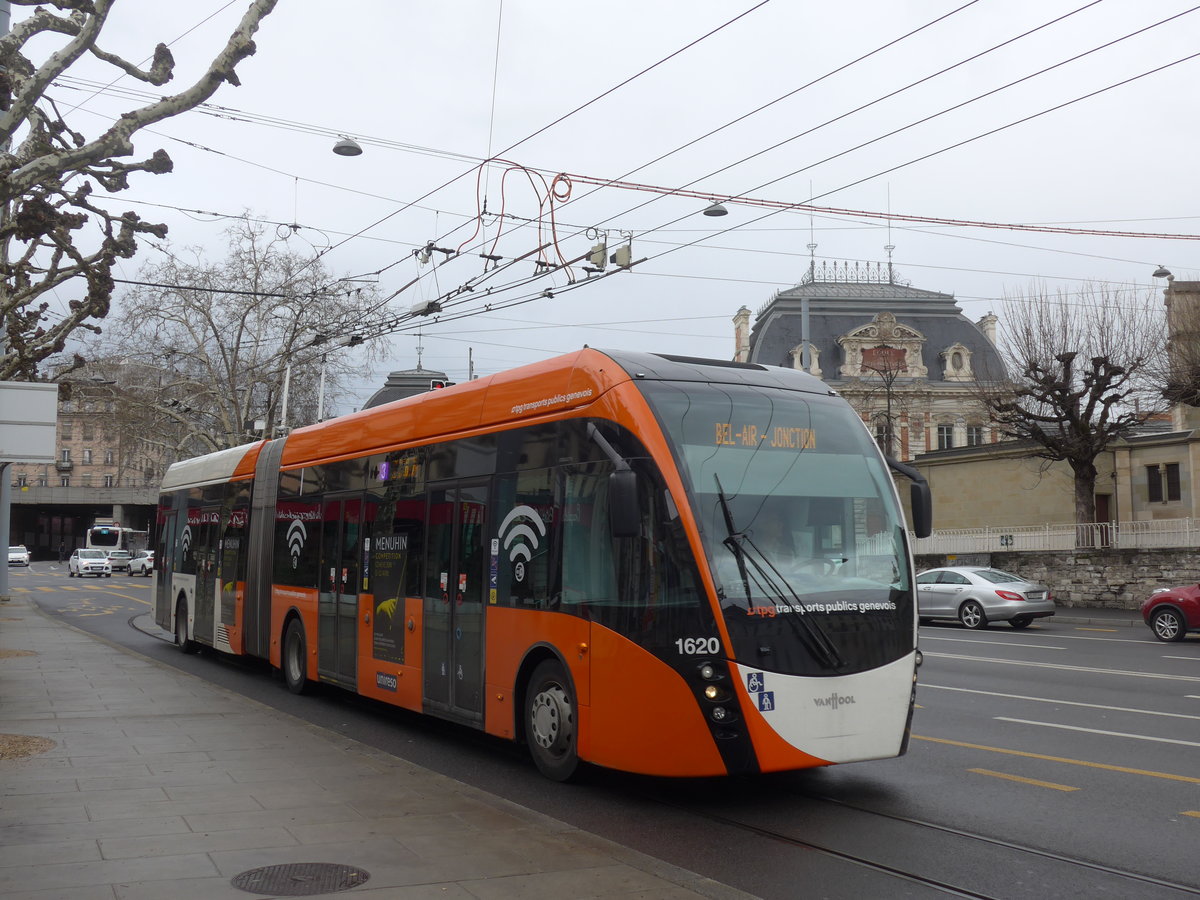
[917,566,1056,629]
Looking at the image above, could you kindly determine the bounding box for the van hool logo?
[286,520,307,569]
[813,692,855,710]
[497,505,547,583]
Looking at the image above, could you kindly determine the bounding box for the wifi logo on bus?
[287,520,307,569]
[181,525,192,557]
[498,505,547,583]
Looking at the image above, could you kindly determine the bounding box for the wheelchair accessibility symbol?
[747,671,765,693]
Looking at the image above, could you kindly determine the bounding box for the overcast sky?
[30,0,1200,412]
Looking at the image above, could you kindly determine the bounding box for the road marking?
[995,717,1200,748]
[925,652,1200,683]
[1075,627,1118,633]
[968,768,1078,791]
[919,636,1066,650]
[1163,655,1200,661]
[912,735,1200,784]
[921,683,1200,722]
[1182,811,1200,818]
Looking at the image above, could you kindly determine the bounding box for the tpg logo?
[813,693,855,711]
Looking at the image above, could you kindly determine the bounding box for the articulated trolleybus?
[155,349,931,780]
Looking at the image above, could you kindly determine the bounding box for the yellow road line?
[1182,811,1200,818]
[1075,627,1118,633]
[913,734,1200,784]
[968,768,1078,791]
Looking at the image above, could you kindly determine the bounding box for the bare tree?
[981,283,1167,526]
[0,0,278,381]
[88,219,384,459]
[855,349,913,458]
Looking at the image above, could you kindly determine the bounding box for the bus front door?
[317,495,361,688]
[423,480,487,725]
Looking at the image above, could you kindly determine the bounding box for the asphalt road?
[7,562,1200,899]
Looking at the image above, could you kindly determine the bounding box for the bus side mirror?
[910,480,932,539]
[608,469,640,538]
[886,456,933,539]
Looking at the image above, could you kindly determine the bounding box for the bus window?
[493,469,557,609]
[274,499,321,589]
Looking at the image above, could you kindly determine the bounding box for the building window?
[966,425,984,446]
[104,449,114,465]
[61,424,73,440]
[16,474,26,487]
[82,474,92,486]
[82,449,92,464]
[37,475,47,487]
[873,420,893,456]
[60,476,70,487]
[82,423,94,440]
[937,424,954,450]
[1147,463,1182,503]
[104,475,114,487]
[60,448,71,462]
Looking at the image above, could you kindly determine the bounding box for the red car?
[1141,585,1200,642]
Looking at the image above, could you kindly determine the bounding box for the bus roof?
[160,348,833,487]
[279,347,831,469]
[160,441,264,492]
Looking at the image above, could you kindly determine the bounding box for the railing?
[911,518,1200,555]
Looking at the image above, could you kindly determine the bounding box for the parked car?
[7,545,30,566]
[916,566,1056,629]
[128,550,155,577]
[1141,584,1200,642]
[68,549,111,578]
[105,549,133,573]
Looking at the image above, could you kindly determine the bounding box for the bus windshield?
[639,381,914,675]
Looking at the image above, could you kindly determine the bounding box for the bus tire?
[282,619,310,695]
[527,659,579,782]
[174,599,197,654]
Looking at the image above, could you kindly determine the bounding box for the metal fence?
[911,518,1200,555]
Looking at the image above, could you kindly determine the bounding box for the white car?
[128,550,155,577]
[105,549,132,573]
[69,549,111,578]
[7,545,30,566]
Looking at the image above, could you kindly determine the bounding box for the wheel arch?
[514,643,576,749]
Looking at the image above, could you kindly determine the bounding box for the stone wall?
[913,549,1200,611]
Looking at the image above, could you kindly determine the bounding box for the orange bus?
[154,348,931,780]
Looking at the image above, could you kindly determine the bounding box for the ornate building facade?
[733,259,1003,461]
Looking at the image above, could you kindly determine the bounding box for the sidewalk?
[0,594,755,900]
[1050,605,1145,628]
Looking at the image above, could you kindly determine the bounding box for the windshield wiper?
[713,474,752,607]
[712,475,844,671]
[739,538,846,671]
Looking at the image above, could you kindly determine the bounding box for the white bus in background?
[85,521,149,554]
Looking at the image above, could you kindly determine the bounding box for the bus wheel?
[174,599,197,654]
[282,619,310,695]
[527,660,579,781]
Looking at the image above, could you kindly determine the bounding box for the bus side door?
[317,494,361,688]
[423,479,487,724]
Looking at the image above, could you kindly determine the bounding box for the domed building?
[733,258,1004,461]
[361,364,453,410]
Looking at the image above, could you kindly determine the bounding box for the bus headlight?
[704,684,720,700]
[711,706,728,722]
[699,663,717,680]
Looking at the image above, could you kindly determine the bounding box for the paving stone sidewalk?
[0,595,756,900]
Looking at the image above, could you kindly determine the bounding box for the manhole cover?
[231,862,369,896]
